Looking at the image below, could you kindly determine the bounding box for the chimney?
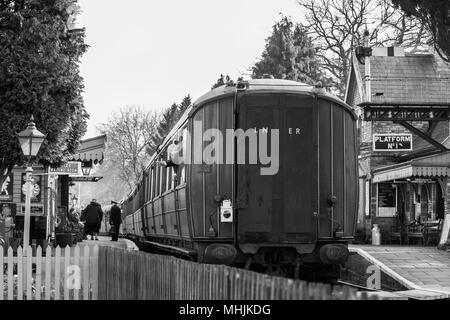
[372,47,405,57]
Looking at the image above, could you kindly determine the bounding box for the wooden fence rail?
[0,245,99,300]
[1,245,374,300]
[98,246,370,300]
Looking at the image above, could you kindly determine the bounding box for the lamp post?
[17,116,46,253]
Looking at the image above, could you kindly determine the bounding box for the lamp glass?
[17,118,46,157]
[18,136,32,156]
[82,166,91,176]
[30,136,45,156]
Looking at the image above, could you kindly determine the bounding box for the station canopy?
[69,134,106,164]
[372,151,450,183]
[68,134,106,182]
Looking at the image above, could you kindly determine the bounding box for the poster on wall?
[0,203,16,220]
[0,203,16,243]
[21,173,42,203]
[0,172,13,202]
[378,183,396,217]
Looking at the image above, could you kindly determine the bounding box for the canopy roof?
[69,134,107,164]
[372,151,450,183]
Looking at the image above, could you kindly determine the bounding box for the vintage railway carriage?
[121,78,358,280]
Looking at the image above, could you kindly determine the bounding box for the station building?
[0,135,106,248]
[345,46,450,245]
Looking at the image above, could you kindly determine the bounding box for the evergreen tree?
[150,95,191,151]
[0,0,89,186]
[252,16,327,86]
[392,0,450,62]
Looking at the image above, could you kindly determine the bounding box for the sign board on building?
[373,134,413,151]
[49,161,82,177]
[18,204,44,216]
[412,178,434,184]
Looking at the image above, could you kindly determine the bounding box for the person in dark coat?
[109,200,122,241]
[81,199,103,240]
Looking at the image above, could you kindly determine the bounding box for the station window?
[377,183,397,217]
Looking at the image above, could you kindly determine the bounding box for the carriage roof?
[192,78,355,116]
[126,78,356,202]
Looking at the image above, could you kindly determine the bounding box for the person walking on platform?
[81,199,103,240]
[109,200,122,241]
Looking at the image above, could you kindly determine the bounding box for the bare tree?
[98,106,158,191]
[298,0,431,97]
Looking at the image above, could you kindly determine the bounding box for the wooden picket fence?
[98,246,371,300]
[1,244,376,300]
[0,245,99,300]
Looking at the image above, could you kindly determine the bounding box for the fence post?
[82,245,90,300]
[92,245,99,300]
[26,245,32,300]
[54,246,61,300]
[96,246,104,300]
[7,247,13,300]
[64,246,70,300]
[44,245,51,300]
[73,245,80,300]
[17,246,23,300]
[36,246,42,300]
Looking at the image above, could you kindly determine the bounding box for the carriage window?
[160,164,167,193]
[167,166,173,190]
[178,127,187,185]
[155,164,160,196]
[148,172,151,202]
[146,170,150,200]
[150,167,155,199]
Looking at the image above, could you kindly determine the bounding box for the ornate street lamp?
[17,115,46,252]
[81,160,92,176]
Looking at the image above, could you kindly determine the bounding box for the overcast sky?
[77,0,305,139]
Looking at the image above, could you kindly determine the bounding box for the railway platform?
[346,244,450,300]
[78,236,138,251]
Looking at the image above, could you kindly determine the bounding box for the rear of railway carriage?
[122,78,358,280]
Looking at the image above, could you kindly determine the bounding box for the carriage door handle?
[327,195,337,207]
